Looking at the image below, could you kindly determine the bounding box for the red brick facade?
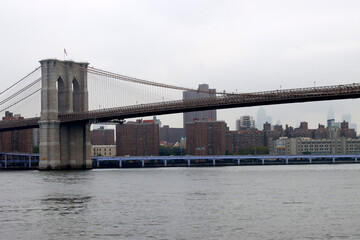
[186,120,227,155]
[91,126,115,145]
[116,120,159,156]
[0,112,33,153]
[226,130,265,154]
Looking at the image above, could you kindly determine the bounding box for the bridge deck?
[1,82,360,131]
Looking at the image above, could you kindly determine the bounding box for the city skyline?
[136,105,358,133]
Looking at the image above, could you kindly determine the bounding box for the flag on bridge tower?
[63,48,68,61]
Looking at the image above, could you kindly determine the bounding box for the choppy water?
[1,165,360,239]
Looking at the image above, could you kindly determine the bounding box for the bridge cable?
[0,78,41,107]
[88,67,227,95]
[0,88,41,113]
[0,66,40,95]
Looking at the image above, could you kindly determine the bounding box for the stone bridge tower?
[39,59,92,170]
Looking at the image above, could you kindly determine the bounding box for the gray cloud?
[1,0,360,130]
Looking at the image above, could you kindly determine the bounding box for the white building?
[92,145,116,157]
[270,135,360,155]
[236,115,255,130]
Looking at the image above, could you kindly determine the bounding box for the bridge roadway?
[1,82,360,131]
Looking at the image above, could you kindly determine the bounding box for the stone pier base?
[39,120,92,170]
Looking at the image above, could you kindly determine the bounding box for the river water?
[1,164,360,240]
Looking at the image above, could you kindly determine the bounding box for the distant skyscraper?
[183,84,217,128]
[256,107,267,129]
[236,115,255,130]
[327,106,335,120]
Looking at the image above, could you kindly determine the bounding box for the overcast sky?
[1,0,360,130]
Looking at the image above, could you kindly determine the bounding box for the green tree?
[236,146,269,155]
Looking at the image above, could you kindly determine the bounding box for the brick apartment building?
[0,111,34,153]
[186,120,227,155]
[226,130,265,154]
[91,126,115,145]
[116,119,159,156]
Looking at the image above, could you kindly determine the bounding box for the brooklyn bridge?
[1,59,360,169]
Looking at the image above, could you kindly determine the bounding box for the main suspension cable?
[0,66,40,95]
[0,88,41,113]
[0,78,41,106]
[88,67,226,95]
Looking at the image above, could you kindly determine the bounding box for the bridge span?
[1,82,360,131]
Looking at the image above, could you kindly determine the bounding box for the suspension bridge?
[1,59,360,169]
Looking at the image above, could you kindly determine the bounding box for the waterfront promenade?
[1,153,360,169]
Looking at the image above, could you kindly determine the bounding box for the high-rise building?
[327,106,335,120]
[91,126,115,145]
[186,120,227,155]
[116,119,159,156]
[183,84,217,128]
[236,115,255,130]
[256,107,267,129]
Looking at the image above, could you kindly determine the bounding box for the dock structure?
[92,154,360,168]
[1,153,359,169]
[0,153,40,169]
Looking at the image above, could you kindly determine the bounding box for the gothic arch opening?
[57,77,66,113]
[72,78,81,112]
